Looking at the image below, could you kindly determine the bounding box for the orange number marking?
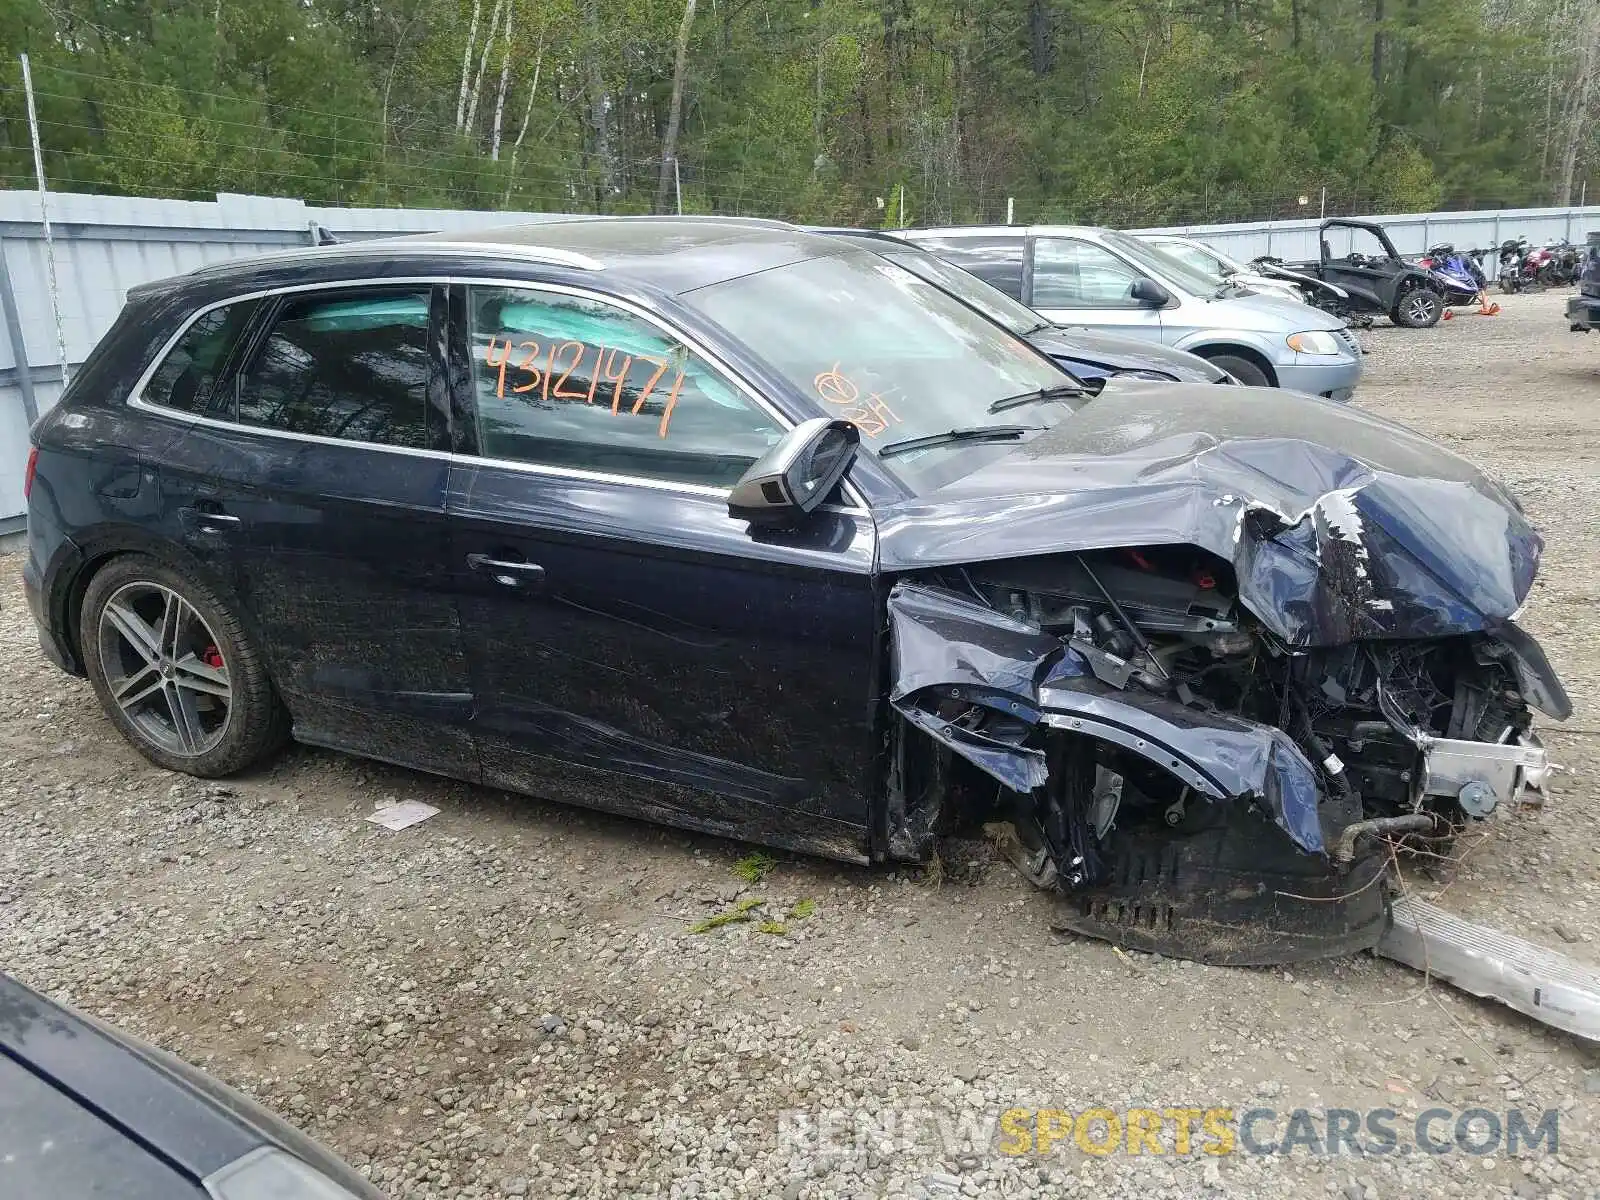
[484,336,511,398]
[549,341,590,400]
[511,340,544,394]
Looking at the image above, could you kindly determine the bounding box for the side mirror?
[1130,277,1170,307]
[728,417,859,528]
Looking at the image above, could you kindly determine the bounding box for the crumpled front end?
[885,552,1567,964]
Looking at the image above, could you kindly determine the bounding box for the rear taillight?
[23,446,38,499]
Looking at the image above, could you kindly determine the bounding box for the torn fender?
[887,582,1325,852]
[887,582,1063,792]
[1037,680,1325,853]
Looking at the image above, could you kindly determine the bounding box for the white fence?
[1140,205,1600,274]
[4,190,1599,527]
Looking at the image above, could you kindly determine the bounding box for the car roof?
[182,216,850,297]
[905,224,1109,239]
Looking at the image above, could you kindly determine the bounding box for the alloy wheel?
[96,581,232,757]
[1406,294,1437,324]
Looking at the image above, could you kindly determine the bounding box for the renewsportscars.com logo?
[776,1105,1562,1160]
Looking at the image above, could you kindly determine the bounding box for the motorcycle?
[1416,244,1498,316]
[1498,238,1535,293]
[1545,239,1583,284]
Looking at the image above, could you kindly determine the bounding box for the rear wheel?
[81,555,288,777]
[1204,354,1271,388]
[1393,287,1442,328]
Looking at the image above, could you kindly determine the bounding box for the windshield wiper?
[877,424,1043,459]
[986,382,1084,414]
[1020,319,1056,335]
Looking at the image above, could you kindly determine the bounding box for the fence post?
[20,53,69,390]
[0,246,39,424]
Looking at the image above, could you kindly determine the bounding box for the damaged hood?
[875,384,1541,646]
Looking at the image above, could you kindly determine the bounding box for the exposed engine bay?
[885,545,1567,965]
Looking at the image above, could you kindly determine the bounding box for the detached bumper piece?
[1418,733,1549,817]
[1049,804,1390,967]
[1378,894,1600,1043]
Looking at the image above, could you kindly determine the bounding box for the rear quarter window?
[141,300,258,417]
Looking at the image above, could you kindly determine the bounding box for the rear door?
[1027,236,1165,340]
[146,282,475,777]
[445,281,879,861]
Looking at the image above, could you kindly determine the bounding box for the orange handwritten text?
[482,335,683,438]
[813,363,901,437]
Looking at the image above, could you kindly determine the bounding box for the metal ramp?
[1377,893,1600,1042]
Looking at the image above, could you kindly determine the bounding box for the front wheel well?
[1192,344,1278,387]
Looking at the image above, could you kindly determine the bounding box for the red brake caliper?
[202,645,224,669]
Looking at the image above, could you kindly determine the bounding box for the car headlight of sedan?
[1112,368,1179,382]
[1286,330,1342,356]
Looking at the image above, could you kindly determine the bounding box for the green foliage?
[788,898,817,921]
[689,896,763,934]
[731,852,776,883]
[0,0,1584,219]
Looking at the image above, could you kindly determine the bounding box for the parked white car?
[1139,233,1309,304]
[902,225,1362,398]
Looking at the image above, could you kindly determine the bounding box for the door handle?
[467,553,546,589]
[179,505,241,533]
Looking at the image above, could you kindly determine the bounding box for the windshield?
[866,240,1047,335]
[686,250,1076,485]
[1099,230,1226,297]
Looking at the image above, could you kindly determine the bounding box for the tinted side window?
[143,300,257,416]
[908,236,1026,299]
[466,286,783,487]
[1032,238,1144,308]
[235,289,431,448]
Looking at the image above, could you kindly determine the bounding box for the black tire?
[1498,274,1516,295]
[1392,287,1442,328]
[80,553,288,777]
[1204,353,1271,388]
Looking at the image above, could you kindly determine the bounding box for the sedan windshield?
[685,250,1078,485]
[1099,230,1225,297]
[867,240,1050,335]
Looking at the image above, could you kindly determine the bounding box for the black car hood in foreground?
[878,381,1541,648]
[1027,327,1229,384]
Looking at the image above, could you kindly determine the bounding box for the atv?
[1289,219,1444,329]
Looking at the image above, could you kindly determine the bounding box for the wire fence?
[0,57,1577,229]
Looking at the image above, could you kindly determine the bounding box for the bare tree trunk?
[1371,0,1385,91]
[466,0,506,135]
[583,0,615,203]
[503,39,543,205]
[455,0,482,132]
[654,0,697,213]
[1028,0,1052,77]
[1558,5,1600,203]
[490,2,516,160]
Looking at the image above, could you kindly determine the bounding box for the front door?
[152,283,475,777]
[445,282,879,861]
[1028,236,1166,341]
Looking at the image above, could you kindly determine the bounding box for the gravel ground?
[3,289,1600,1199]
